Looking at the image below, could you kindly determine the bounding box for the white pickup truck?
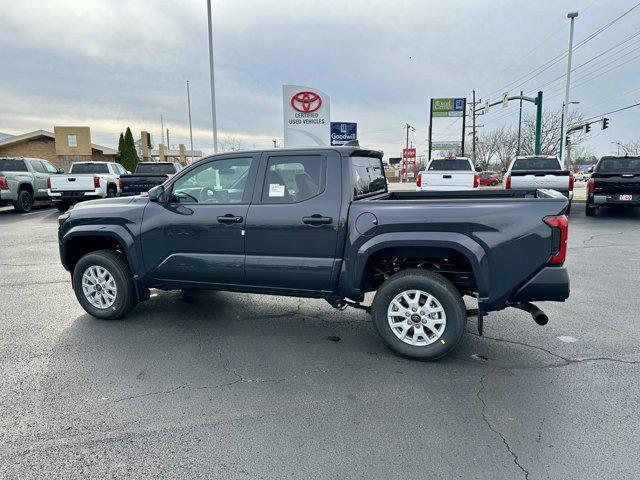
[416,157,479,191]
[48,161,127,211]
[503,156,574,212]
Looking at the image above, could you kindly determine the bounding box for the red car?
[478,172,500,186]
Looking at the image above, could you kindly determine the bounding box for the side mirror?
[501,167,507,174]
[475,166,482,172]
[587,166,594,173]
[56,168,65,174]
[148,185,165,203]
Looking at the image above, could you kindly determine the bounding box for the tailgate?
[422,171,474,189]
[510,171,570,190]
[593,173,640,194]
[120,175,166,194]
[49,175,95,192]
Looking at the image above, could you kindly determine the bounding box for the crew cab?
[0,157,63,212]
[119,161,183,196]
[49,161,126,211]
[586,155,640,216]
[503,156,574,213]
[57,146,570,361]
[416,157,479,191]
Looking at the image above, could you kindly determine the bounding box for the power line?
[583,102,640,122]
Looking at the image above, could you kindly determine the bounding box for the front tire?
[585,202,597,216]
[72,249,138,319]
[371,269,466,361]
[14,190,33,213]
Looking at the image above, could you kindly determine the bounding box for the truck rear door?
[244,150,341,291]
[508,157,570,192]
[419,159,476,191]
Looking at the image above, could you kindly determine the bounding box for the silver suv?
[0,157,63,212]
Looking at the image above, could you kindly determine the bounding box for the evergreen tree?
[119,127,139,172]
[116,132,125,163]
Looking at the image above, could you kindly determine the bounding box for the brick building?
[0,127,117,170]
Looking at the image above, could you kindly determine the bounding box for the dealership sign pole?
[283,85,330,148]
[429,97,466,159]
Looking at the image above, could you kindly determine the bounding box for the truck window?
[136,163,177,175]
[352,156,386,198]
[42,161,58,174]
[427,159,472,171]
[70,163,109,174]
[170,157,252,204]
[30,160,47,173]
[512,158,561,171]
[0,159,28,172]
[596,157,640,173]
[261,155,325,204]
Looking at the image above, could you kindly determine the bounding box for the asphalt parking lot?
[1,201,639,479]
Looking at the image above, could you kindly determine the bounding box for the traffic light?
[584,122,591,134]
[602,118,609,130]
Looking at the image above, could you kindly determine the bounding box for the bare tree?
[519,108,585,156]
[218,135,245,152]
[620,140,640,156]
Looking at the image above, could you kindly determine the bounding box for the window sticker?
[269,183,285,197]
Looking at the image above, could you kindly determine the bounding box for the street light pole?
[561,11,578,168]
[206,0,219,153]
[186,80,194,162]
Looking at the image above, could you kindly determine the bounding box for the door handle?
[443,175,452,179]
[302,215,333,225]
[217,214,243,224]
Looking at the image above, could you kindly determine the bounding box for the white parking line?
[557,335,579,343]
[21,208,55,216]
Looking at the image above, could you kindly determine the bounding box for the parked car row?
[586,155,640,216]
[0,157,182,212]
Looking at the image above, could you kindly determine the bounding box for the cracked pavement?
[0,204,639,479]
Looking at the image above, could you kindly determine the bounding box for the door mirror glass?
[57,168,65,174]
[587,166,594,173]
[475,165,482,172]
[148,185,164,202]
[501,167,507,174]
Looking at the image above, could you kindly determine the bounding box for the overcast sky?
[1,0,638,158]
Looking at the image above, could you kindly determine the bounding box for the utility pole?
[166,128,170,149]
[472,90,476,163]
[561,11,579,168]
[186,80,194,162]
[160,114,165,146]
[516,90,524,156]
[206,0,219,153]
[272,139,277,148]
[404,123,410,183]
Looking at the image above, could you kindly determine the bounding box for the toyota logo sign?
[291,91,322,113]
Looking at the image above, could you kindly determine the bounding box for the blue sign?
[330,122,357,146]
[453,98,465,111]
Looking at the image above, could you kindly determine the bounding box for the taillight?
[118,177,123,189]
[544,215,568,265]
[505,175,511,189]
[93,176,100,188]
[587,177,594,193]
[569,174,574,191]
[0,176,7,189]
[47,177,51,189]
[416,173,422,187]
[473,173,479,189]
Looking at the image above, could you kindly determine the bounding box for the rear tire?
[371,269,466,361]
[107,185,117,198]
[72,249,138,320]
[14,190,33,213]
[585,202,597,216]
[56,202,69,212]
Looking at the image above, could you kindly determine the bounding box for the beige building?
[0,127,117,170]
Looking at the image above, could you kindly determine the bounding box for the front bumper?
[510,266,570,303]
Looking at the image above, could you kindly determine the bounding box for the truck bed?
[370,188,564,201]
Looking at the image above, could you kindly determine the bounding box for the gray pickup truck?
[57,146,570,360]
[0,157,63,212]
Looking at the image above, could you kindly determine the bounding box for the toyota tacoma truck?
[416,157,479,191]
[57,146,570,360]
[503,155,574,213]
[586,155,640,216]
[119,161,183,196]
[49,161,127,211]
[0,157,63,212]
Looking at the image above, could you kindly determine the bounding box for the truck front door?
[141,155,258,286]
[244,151,342,292]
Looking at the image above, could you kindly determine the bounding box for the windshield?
[596,157,640,173]
[70,163,109,174]
[427,159,471,171]
[135,163,178,174]
[0,159,28,172]
[351,156,386,198]
[512,157,561,171]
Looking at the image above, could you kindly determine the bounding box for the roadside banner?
[432,98,465,117]
[283,85,330,147]
[432,141,462,151]
[330,122,357,146]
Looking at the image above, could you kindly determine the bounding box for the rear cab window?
[596,157,640,173]
[427,159,472,171]
[512,157,561,171]
[351,156,387,199]
[136,163,178,175]
[70,163,109,174]
[0,159,28,172]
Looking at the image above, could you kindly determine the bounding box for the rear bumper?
[49,188,105,202]
[510,266,569,303]
[589,193,640,206]
[0,189,17,203]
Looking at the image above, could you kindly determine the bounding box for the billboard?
[432,98,465,117]
[283,85,330,147]
[330,122,357,146]
[432,141,462,151]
